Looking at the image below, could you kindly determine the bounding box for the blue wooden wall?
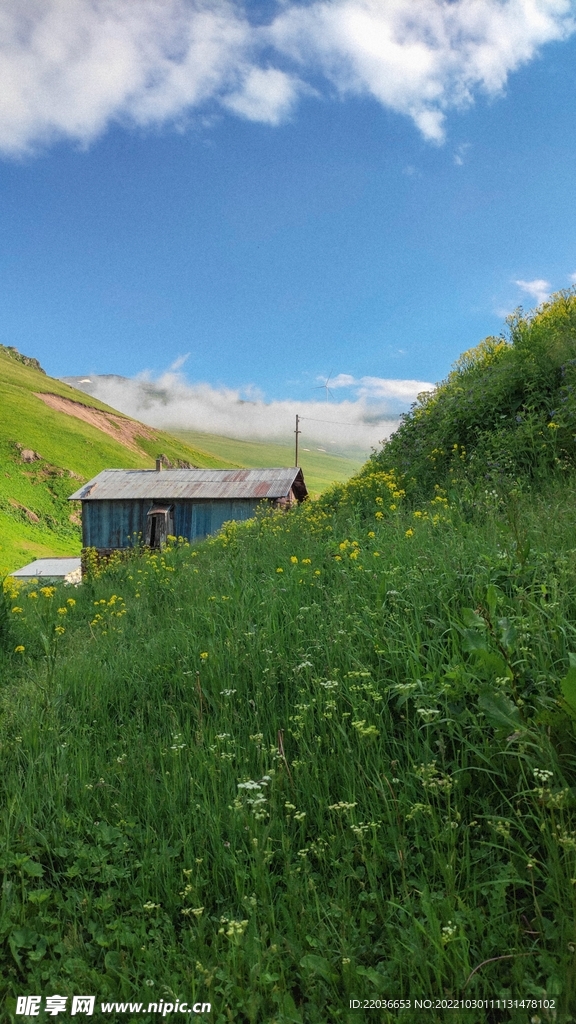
[83,499,260,549]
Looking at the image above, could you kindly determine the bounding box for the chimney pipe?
[155,457,162,471]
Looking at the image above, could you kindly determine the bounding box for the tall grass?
[1,474,576,1023]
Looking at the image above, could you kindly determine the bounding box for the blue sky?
[1,0,576,446]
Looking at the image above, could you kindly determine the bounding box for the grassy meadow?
[2,296,576,1022]
[170,430,365,496]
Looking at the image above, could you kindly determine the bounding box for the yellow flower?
[200,652,209,660]
[55,625,65,635]
[302,558,311,565]
[27,592,38,600]
[547,421,559,430]
[14,645,25,653]
[367,531,375,539]
[11,607,23,614]
[375,511,384,520]
[67,598,76,606]
[290,556,298,564]
[40,586,56,598]
[57,607,68,615]
[314,570,321,575]
[405,528,414,538]
[276,568,284,573]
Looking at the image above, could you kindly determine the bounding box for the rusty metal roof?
[69,467,307,502]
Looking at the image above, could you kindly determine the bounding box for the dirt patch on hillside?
[9,499,40,523]
[34,393,157,456]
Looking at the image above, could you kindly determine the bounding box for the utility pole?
[294,414,301,467]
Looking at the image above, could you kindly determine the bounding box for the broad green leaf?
[473,649,510,679]
[478,689,524,730]
[462,630,489,653]
[104,950,122,971]
[355,966,388,991]
[560,660,576,721]
[10,927,39,948]
[299,954,337,983]
[22,860,43,877]
[486,584,499,619]
[461,608,485,629]
[498,618,517,652]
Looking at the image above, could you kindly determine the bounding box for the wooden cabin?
[69,466,307,557]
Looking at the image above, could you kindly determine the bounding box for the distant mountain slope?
[0,347,235,573]
[170,429,363,495]
[63,375,366,494]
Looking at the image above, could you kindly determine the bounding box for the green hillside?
[3,294,576,1017]
[0,346,234,573]
[171,429,364,496]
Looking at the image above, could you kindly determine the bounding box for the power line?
[299,415,393,427]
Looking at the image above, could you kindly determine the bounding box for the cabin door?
[146,505,174,549]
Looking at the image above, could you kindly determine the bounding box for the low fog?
[63,369,435,455]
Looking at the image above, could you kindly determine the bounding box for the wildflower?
[57,607,68,615]
[367,531,375,538]
[276,568,284,574]
[27,592,38,600]
[14,645,25,653]
[290,556,298,564]
[375,511,384,520]
[143,902,161,911]
[66,598,76,606]
[302,558,311,565]
[547,421,560,430]
[405,528,414,538]
[352,720,379,738]
[441,921,457,945]
[314,570,321,575]
[200,652,209,660]
[416,707,440,723]
[40,586,56,598]
[54,626,65,635]
[11,606,23,614]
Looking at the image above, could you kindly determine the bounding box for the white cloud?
[514,278,552,304]
[0,0,573,154]
[569,272,576,283]
[454,142,471,165]
[356,376,435,401]
[266,0,576,141]
[65,368,435,452]
[222,66,301,125]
